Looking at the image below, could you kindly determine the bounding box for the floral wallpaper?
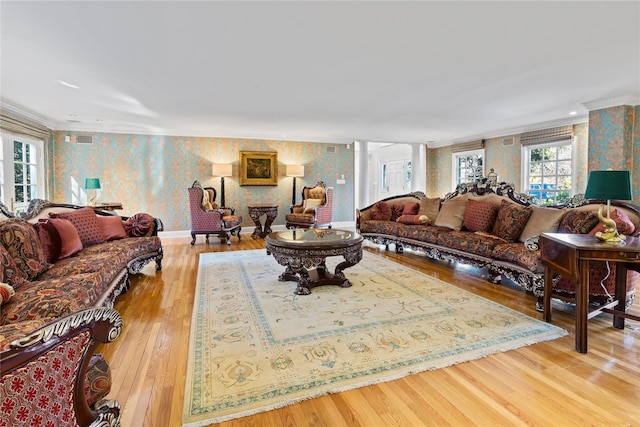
[51,131,354,231]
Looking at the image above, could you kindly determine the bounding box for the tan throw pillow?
[418,197,441,222]
[303,198,322,213]
[434,199,468,231]
[518,206,567,242]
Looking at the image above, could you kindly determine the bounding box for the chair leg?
[191,232,196,245]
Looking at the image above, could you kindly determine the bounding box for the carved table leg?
[249,211,264,239]
[263,211,277,236]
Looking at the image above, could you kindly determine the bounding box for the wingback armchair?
[188,181,242,245]
[285,181,333,229]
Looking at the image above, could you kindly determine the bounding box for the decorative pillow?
[390,203,405,221]
[492,200,532,242]
[97,216,127,241]
[462,199,498,232]
[396,215,431,225]
[371,201,392,221]
[558,210,599,234]
[0,282,15,305]
[418,197,441,222]
[524,235,540,251]
[302,198,323,213]
[518,206,567,242]
[201,189,215,210]
[36,220,63,263]
[402,202,420,216]
[124,213,155,237]
[0,218,50,280]
[433,199,467,231]
[46,218,83,259]
[589,208,636,236]
[50,207,104,246]
[0,244,27,289]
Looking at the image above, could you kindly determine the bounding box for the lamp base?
[594,204,626,243]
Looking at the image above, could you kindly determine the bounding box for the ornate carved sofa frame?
[356,183,640,310]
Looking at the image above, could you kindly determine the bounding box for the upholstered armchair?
[188,182,242,245]
[285,181,333,229]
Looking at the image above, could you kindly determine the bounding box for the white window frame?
[521,139,576,206]
[451,148,485,191]
[1,132,45,213]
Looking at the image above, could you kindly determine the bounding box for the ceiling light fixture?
[569,111,577,116]
[58,80,79,89]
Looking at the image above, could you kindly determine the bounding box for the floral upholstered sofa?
[357,183,640,310]
[0,200,164,427]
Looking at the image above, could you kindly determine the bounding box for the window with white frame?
[452,149,484,189]
[1,132,44,213]
[522,140,574,205]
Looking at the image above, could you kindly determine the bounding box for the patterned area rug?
[182,250,566,426]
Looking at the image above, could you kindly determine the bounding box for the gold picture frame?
[239,151,278,186]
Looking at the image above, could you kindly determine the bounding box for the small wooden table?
[539,233,640,353]
[265,229,364,295]
[90,202,123,211]
[248,204,278,239]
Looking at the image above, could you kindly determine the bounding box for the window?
[452,149,484,189]
[1,132,44,213]
[522,140,574,205]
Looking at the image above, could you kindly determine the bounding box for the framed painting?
[239,151,278,186]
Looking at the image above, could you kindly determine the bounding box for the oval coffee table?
[265,229,363,295]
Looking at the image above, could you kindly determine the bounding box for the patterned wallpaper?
[426,122,590,198]
[51,131,354,231]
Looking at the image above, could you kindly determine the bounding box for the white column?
[410,143,425,192]
[357,140,369,208]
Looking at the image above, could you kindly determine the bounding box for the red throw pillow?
[390,203,405,221]
[402,202,420,216]
[50,207,104,246]
[36,219,63,263]
[47,218,83,259]
[492,200,532,242]
[371,202,392,221]
[396,215,430,225]
[97,216,127,241]
[463,199,498,232]
[589,208,636,236]
[124,213,154,237]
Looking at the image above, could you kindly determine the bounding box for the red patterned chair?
[1,308,123,427]
[285,181,333,229]
[188,182,242,245]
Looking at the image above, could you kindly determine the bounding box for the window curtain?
[0,106,53,200]
[451,139,484,152]
[520,125,573,146]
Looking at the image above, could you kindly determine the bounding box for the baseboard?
[158,221,355,240]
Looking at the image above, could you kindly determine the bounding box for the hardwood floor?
[99,235,640,427]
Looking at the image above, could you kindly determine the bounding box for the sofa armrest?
[1,308,123,427]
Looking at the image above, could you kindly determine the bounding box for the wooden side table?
[90,202,123,211]
[539,233,640,353]
[248,205,278,239]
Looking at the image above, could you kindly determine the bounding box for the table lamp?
[85,178,101,206]
[286,165,304,205]
[583,170,632,243]
[212,163,232,207]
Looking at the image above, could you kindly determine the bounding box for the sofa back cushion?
[518,206,567,242]
[49,207,104,246]
[0,218,50,281]
[462,199,498,232]
[492,200,532,242]
[434,198,468,231]
[0,244,27,289]
[418,197,441,223]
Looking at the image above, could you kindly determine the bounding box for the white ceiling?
[1,1,639,146]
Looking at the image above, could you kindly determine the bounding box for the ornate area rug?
[183,250,566,426]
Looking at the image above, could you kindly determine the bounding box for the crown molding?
[0,98,56,128]
[581,94,640,111]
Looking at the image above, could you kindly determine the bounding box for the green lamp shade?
[584,170,632,201]
[85,178,101,190]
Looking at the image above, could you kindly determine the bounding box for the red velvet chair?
[188,182,242,245]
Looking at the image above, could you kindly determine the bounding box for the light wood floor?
[99,234,640,427]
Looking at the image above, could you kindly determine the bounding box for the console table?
[248,204,278,239]
[539,233,640,353]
